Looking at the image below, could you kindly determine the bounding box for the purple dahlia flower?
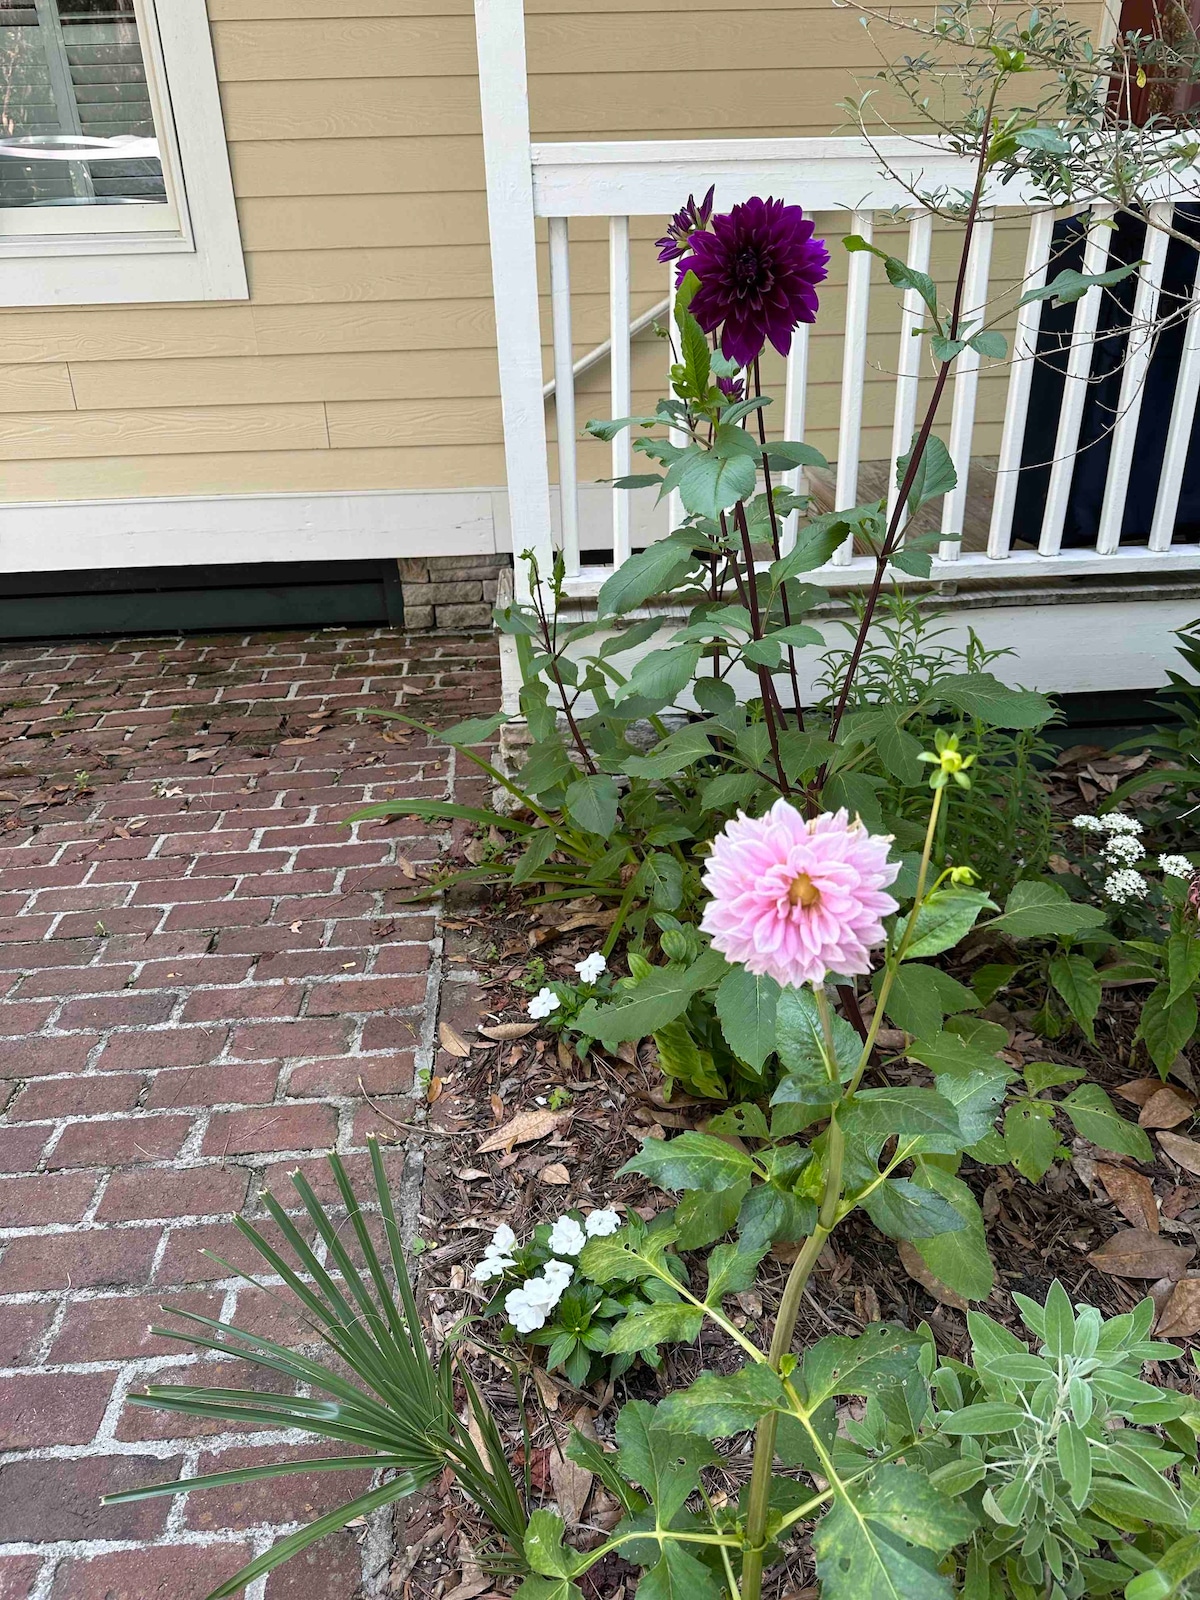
[677,196,830,369]
[656,185,715,263]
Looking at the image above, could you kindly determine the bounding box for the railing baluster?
[988,207,1054,559]
[609,215,632,569]
[666,256,686,541]
[940,211,994,559]
[833,210,873,563]
[1039,204,1114,556]
[780,322,809,554]
[548,216,580,577]
[887,211,933,535]
[1150,236,1200,551]
[1097,204,1172,553]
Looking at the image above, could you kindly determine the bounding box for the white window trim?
[0,0,247,305]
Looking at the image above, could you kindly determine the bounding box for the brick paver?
[0,625,499,1597]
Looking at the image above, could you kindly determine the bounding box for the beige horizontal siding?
[0,0,1102,513]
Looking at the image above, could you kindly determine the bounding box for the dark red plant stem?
[732,500,792,797]
[752,356,806,735]
[533,580,596,776]
[823,95,997,764]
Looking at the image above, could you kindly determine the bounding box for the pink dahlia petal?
[699,802,899,988]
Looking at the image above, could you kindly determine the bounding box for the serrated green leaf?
[1061,1083,1153,1161]
[1049,952,1101,1042]
[1137,983,1198,1076]
[606,1303,702,1354]
[875,963,977,1038]
[564,773,620,837]
[578,1219,678,1285]
[932,671,1053,730]
[654,1364,789,1436]
[615,644,703,709]
[897,889,995,960]
[989,879,1108,939]
[1167,932,1200,1007]
[525,1510,587,1578]
[1003,1099,1061,1181]
[801,1322,927,1410]
[700,771,761,812]
[577,949,727,1047]
[678,448,757,519]
[907,1166,994,1300]
[673,1181,747,1251]
[859,1176,967,1240]
[842,1087,965,1151]
[715,966,779,1073]
[776,985,861,1082]
[597,542,696,619]
[637,1541,723,1600]
[620,1131,757,1192]
[705,1239,769,1304]
[897,433,957,514]
[813,1492,952,1600]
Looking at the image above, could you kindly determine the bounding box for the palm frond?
[103,1138,527,1600]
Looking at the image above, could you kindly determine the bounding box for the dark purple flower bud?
[716,374,745,401]
[656,184,716,263]
[676,195,830,369]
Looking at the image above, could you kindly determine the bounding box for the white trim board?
[0,0,247,306]
[0,489,507,573]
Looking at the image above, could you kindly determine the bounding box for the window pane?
[0,0,166,209]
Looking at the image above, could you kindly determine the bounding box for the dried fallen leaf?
[1140,1084,1197,1129]
[898,1239,969,1312]
[477,1108,567,1154]
[531,1368,561,1411]
[1157,1277,1200,1338]
[439,1021,472,1058]
[426,1076,443,1104]
[1158,1130,1200,1177]
[1114,1077,1164,1107]
[477,1022,536,1041]
[456,1168,489,1182]
[540,1163,570,1186]
[1095,1162,1159,1233]
[550,1433,594,1527]
[1088,1227,1193,1280]
[1164,1184,1194,1220]
[396,855,418,881]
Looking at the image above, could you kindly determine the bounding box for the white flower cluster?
[1104,868,1150,905]
[1161,854,1194,879]
[1073,812,1151,899]
[471,1223,517,1282]
[471,1207,622,1333]
[526,954,607,1022]
[505,1261,574,1334]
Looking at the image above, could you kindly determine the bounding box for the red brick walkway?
[0,625,499,1599]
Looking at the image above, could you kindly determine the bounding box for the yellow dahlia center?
[787,871,821,910]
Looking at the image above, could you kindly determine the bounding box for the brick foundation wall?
[395,555,509,631]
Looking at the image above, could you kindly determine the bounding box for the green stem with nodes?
[738,785,947,1600]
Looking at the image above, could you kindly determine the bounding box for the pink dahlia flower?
[700,802,900,988]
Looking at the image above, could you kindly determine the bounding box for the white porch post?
[474,0,555,606]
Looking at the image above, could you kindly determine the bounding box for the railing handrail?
[531,131,1200,216]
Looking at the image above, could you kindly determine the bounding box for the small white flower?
[541,1259,575,1291]
[1104,868,1149,905]
[505,1284,550,1334]
[472,1253,515,1283]
[1161,854,1194,878]
[1072,814,1104,833]
[1102,833,1142,866]
[528,987,561,1021]
[547,1215,587,1257]
[574,952,607,984]
[491,1224,517,1253]
[1100,812,1143,835]
[585,1207,621,1237]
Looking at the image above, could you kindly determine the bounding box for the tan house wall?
[0,0,949,514]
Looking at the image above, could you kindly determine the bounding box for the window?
[0,0,246,304]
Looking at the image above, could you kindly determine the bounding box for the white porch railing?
[474,0,1200,612]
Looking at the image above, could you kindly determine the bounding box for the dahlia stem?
[741,784,948,1600]
[822,85,1001,764]
[752,356,806,735]
[729,501,793,798]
